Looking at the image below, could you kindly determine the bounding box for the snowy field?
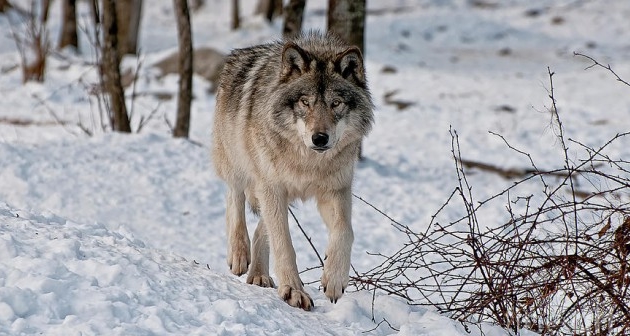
[1,0,629,334]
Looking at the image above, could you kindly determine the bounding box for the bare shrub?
[349,67,630,335]
[8,0,51,83]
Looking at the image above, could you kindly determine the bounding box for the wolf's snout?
[312,133,329,148]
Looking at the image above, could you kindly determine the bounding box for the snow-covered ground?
[1,0,629,334]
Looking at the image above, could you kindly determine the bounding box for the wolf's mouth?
[311,146,330,153]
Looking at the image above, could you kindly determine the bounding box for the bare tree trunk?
[89,0,100,26]
[327,0,366,159]
[255,0,282,22]
[231,0,240,30]
[172,0,193,138]
[0,0,11,12]
[275,0,283,17]
[327,0,365,53]
[115,0,143,55]
[58,0,78,50]
[282,0,305,38]
[102,0,131,133]
[127,0,143,54]
[189,0,205,12]
[41,0,51,23]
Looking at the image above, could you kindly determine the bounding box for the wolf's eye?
[331,99,342,108]
[300,98,310,106]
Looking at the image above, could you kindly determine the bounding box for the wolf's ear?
[280,43,310,81]
[335,47,365,86]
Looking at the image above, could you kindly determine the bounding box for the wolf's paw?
[247,274,275,288]
[278,284,313,311]
[227,238,250,276]
[321,267,348,303]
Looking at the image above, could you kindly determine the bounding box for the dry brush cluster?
[349,67,630,335]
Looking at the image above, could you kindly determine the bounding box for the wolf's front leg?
[226,188,250,276]
[317,188,353,303]
[259,185,313,311]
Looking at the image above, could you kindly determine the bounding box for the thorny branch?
[574,52,630,88]
[346,61,630,335]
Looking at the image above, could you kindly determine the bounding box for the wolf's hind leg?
[246,219,275,287]
[226,188,250,276]
[318,189,353,303]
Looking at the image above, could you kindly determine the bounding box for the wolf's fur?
[212,32,373,310]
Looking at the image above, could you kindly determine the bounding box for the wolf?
[211,32,373,311]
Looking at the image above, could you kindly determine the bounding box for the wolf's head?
[273,34,374,154]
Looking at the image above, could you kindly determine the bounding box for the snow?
[1,0,629,334]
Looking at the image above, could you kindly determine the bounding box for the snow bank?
[1,200,526,335]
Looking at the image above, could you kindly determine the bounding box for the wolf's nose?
[312,133,329,147]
